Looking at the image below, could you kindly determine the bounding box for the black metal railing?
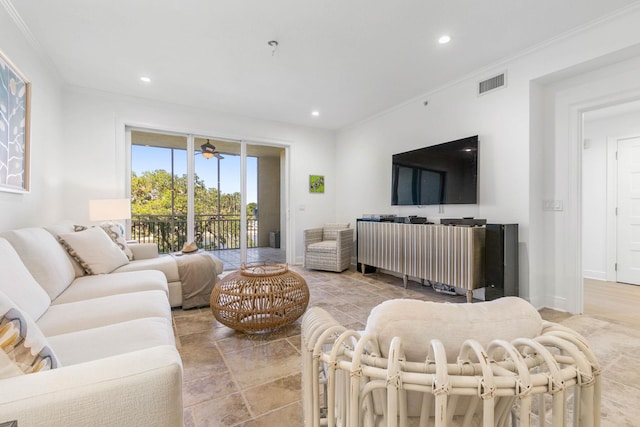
[131,214,258,253]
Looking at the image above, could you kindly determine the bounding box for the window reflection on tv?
[391,136,478,205]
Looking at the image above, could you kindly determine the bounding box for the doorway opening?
[582,102,640,285]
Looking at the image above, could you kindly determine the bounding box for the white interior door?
[616,137,640,285]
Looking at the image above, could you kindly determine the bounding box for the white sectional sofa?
[0,226,185,426]
[47,221,224,308]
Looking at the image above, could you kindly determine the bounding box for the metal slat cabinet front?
[357,221,485,293]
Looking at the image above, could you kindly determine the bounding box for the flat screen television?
[391,135,478,205]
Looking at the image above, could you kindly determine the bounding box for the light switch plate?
[543,200,563,211]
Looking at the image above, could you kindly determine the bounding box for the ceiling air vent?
[478,72,506,96]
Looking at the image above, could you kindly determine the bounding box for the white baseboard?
[583,270,606,281]
[550,296,571,313]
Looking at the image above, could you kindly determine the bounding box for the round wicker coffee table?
[210,263,309,333]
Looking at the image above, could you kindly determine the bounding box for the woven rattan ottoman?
[210,263,309,332]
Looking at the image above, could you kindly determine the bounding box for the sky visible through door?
[132,145,258,204]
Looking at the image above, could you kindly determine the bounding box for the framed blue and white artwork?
[0,49,30,193]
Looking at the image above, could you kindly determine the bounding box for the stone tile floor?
[172,267,640,426]
[207,247,286,271]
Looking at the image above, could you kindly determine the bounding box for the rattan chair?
[303,223,353,272]
[301,297,601,427]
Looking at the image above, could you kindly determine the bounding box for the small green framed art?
[309,175,324,193]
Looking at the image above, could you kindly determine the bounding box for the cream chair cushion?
[306,240,337,253]
[365,297,543,362]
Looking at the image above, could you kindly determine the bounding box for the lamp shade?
[89,199,131,221]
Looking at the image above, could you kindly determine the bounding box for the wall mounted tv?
[391,135,478,206]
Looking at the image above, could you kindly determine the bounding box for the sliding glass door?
[128,128,286,269]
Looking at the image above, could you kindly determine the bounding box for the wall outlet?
[543,200,563,211]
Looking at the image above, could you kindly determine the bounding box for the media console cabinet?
[356,220,518,301]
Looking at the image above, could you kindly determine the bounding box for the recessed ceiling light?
[311,111,320,117]
[438,35,451,44]
[140,76,152,83]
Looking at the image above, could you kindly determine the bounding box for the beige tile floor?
[172,268,640,426]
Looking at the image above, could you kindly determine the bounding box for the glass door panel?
[194,138,242,269]
[130,131,188,253]
[246,143,286,265]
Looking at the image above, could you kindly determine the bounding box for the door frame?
[606,134,640,282]
[122,122,292,265]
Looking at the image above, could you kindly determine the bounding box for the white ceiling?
[7,0,640,130]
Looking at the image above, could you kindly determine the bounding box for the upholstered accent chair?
[302,297,601,427]
[303,223,354,272]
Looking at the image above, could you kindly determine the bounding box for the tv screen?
[391,135,478,205]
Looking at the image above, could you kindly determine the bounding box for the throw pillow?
[58,227,130,275]
[322,223,350,241]
[0,290,60,379]
[44,222,87,278]
[99,222,134,261]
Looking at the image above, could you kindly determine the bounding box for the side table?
[210,263,309,333]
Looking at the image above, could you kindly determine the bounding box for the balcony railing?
[131,214,258,254]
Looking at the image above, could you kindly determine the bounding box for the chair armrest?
[304,228,323,247]
[129,242,159,260]
[0,345,183,427]
[336,228,354,251]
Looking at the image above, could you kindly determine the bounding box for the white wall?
[535,53,640,312]
[582,109,640,280]
[336,67,531,296]
[0,6,65,231]
[59,88,336,264]
[337,5,640,311]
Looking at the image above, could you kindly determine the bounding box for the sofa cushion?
[365,297,543,362]
[0,228,76,301]
[99,222,134,261]
[0,290,60,379]
[47,317,175,366]
[0,239,51,321]
[128,242,160,260]
[58,227,130,275]
[322,223,350,241]
[52,270,168,305]
[45,222,88,278]
[113,256,180,283]
[37,290,171,337]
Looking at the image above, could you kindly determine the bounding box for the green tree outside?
[131,169,256,251]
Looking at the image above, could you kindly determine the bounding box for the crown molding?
[1,0,60,76]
